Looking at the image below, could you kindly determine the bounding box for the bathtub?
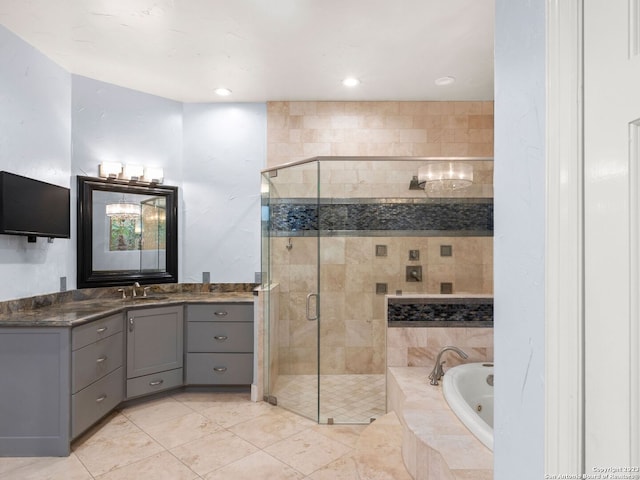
[442,362,494,451]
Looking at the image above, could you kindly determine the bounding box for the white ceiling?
[0,0,494,103]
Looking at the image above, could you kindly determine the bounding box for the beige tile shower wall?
[267,101,494,168]
[386,327,493,368]
[272,235,493,375]
[267,100,494,376]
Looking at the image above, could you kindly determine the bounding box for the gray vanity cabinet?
[185,303,253,385]
[71,313,125,439]
[0,327,71,456]
[126,305,183,398]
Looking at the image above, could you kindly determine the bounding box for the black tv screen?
[0,171,70,239]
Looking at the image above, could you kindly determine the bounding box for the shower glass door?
[317,159,387,424]
[263,160,320,422]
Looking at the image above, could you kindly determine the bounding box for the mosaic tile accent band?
[268,199,493,235]
[387,298,493,326]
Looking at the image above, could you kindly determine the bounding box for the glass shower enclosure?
[260,156,494,424]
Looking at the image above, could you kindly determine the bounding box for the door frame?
[545,0,584,474]
[546,0,640,470]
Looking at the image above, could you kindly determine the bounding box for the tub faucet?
[428,346,469,385]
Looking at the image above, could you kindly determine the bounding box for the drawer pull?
[96,326,108,333]
[213,367,227,373]
[96,394,107,403]
[149,379,164,386]
[214,311,228,317]
[96,355,107,364]
[213,335,228,341]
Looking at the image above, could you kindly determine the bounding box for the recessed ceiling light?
[342,77,360,87]
[435,76,456,86]
[214,87,232,96]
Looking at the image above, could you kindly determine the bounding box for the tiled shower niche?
[387,294,494,326]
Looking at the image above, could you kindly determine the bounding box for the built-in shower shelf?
[387,294,493,327]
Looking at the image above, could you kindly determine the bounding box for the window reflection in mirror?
[77,176,178,288]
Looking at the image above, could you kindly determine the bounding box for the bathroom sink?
[121,295,169,302]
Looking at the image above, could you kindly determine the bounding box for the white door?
[584,0,640,467]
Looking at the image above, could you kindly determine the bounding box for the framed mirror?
[77,176,178,288]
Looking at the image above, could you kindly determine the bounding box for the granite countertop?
[0,287,255,328]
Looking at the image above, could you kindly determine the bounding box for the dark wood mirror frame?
[77,176,178,288]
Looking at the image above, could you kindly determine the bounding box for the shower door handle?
[306,293,318,321]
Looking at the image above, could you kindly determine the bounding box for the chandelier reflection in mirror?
[411,162,474,193]
[105,198,141,219]
[106,196,142,251]
[105,196,166,252]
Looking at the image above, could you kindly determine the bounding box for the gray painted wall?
[494,0,545,478]
[182,103,266,283]
[0,25,72,301]
[0,26,266,300]
[70,75,184,281]
[70,75,183,186]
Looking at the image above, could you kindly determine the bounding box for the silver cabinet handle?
[306,293,318,321]
[96,356,107,364]
[213,335,228,341]
[128,318,134,332]
[213,367,227,373]
[149,379,164,386]
[96,326,108,333]
[214,311,228,317]
[96,394,107,403]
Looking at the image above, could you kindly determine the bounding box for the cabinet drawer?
[126,368,183,399]
[186,353,253,385]
[187,303,253,323]
[187,322,253,353]
[72,314,123,350]
[72,367,124,439]
[72,331,123,394]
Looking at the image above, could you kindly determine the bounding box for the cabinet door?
[126,306,183,379]
[0,328,71,456]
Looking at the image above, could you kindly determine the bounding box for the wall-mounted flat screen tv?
[0,171,71,240]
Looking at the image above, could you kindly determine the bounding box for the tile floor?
[0,390,407,480]
[273,374,386,424]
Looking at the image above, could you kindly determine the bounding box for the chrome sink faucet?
[132,282,141,297]
[428,346,469,385]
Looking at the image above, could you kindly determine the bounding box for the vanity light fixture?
[122,164,144,181]
[143,166,164,184]
[98,163,164,184]
[214,87,232,96]
[98,162,123,179]
[416,162,473,192]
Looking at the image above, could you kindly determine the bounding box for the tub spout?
[428,346,469,385]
